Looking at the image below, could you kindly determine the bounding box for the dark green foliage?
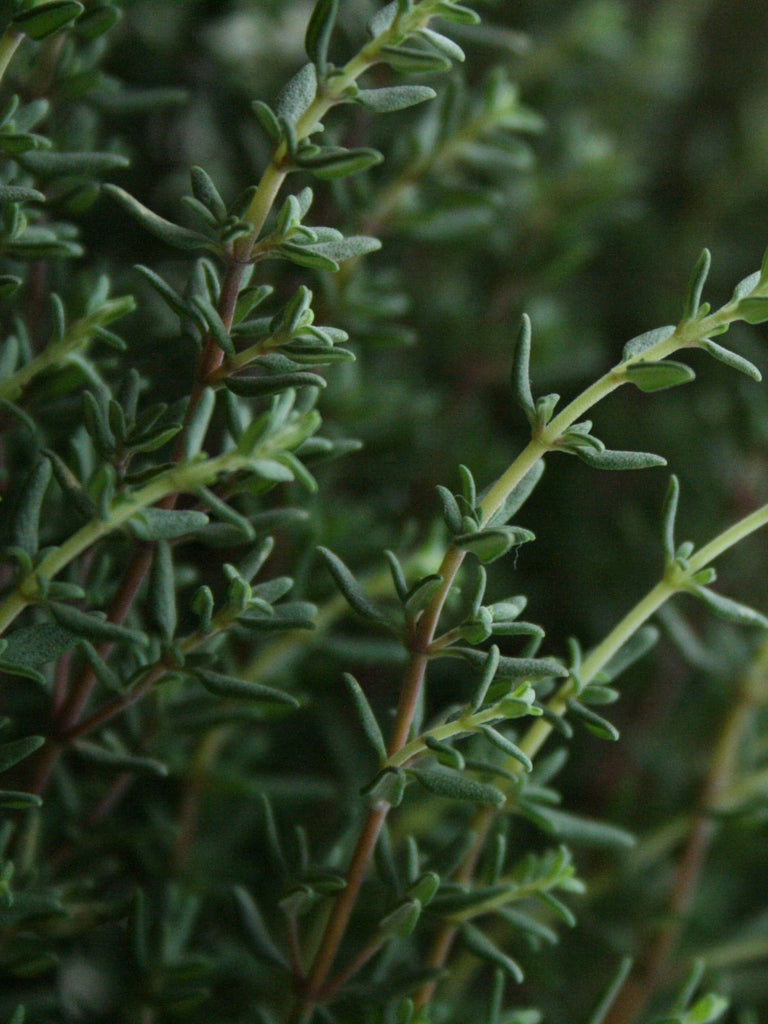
[1,2,768,1023]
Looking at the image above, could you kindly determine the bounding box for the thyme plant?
[1,2,767,1023]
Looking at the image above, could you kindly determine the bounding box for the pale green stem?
[478,288,763,527]
[236,1,446,257]
[0,297,135,404]
[0,413,319,636]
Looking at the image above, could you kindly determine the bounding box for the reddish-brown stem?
[24,255,248,804]
[55,541,154,734]
[293,547,467,1019]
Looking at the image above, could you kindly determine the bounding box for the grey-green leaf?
[409,768,505,807]
[305,0,338,75]
[129,508,210,541]
[573,447,667,471]
[625,360,695,392]
[276,63,317,125]
[18,149,129,177]
[699,338,762,380]
[233,886,290,969]
[622,325,676,361]
[661,474,680,563]
[687,586,768,628]
[682,248,711,320]
[511,314,535,423]
[48,602,148,647]
[461,923,524,982]
[11,458,51,555]
[355,85,436,112]
[0,735,45,774]
[195,669,299,706]
[343,673,386,759]
[102,184,214,252]
[317,547,394,630]
[13,1,84,40]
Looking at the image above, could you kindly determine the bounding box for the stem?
[295,546,467,1017]
[414,501,768,1009]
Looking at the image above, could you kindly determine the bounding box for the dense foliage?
[1,2,768,1023]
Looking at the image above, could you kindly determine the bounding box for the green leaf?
[10,458,51,555]
[355,85,436,112]
[1,621,76,670]
[380,43,452,74]
[419,27,465,62]
[296,234,381,264]
[149,540,176,643]
[73,741,167,776]
[624,360,695,392]
[129,508,209,541]
[567,699,620,741]
[738,296,768,324]
[363,767,407,807]
[305,0,338,75]
[317,547,394,630]
[0,185,45,203]
[233,887,290,969]
[404,574,443,619]
[511,314,535,424]
[191,294,235,355]
[622,325,676,361]
[433,2,481,24]
[699,339,762,381]
[682,248,711,320]
[225,371,326,396]
[485,461,545,527]
[0,735,45,774]
[424,735,465,770]
[18,149,129,177]
[471,645,501,710]
[75,2,121,39]
[276,63,317,125]
[583,957,634,1024]
[436,485,462,532]
[461,923,524,982]
[343,673,386,760]
[449,646,567,682]
[252,101,282,145]
[687,586,768,628]
[0,790,43,809]
[599,625,659,683]
[409,768,505,807]
[134,264,190,318]
[573,447,667,471]
[195,669,299,706]
[13,1,84,40]
[454,525,535,563]
[525,804,634,848]
[48,602,148,647]
[661,474,680,564]
[684,994,729,1024]
[190,165,227,223]
[406,871,440,906]
[102,184,214,252]
[296,146,384,179]
[479,726,533,771]
[378,898,421,938]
